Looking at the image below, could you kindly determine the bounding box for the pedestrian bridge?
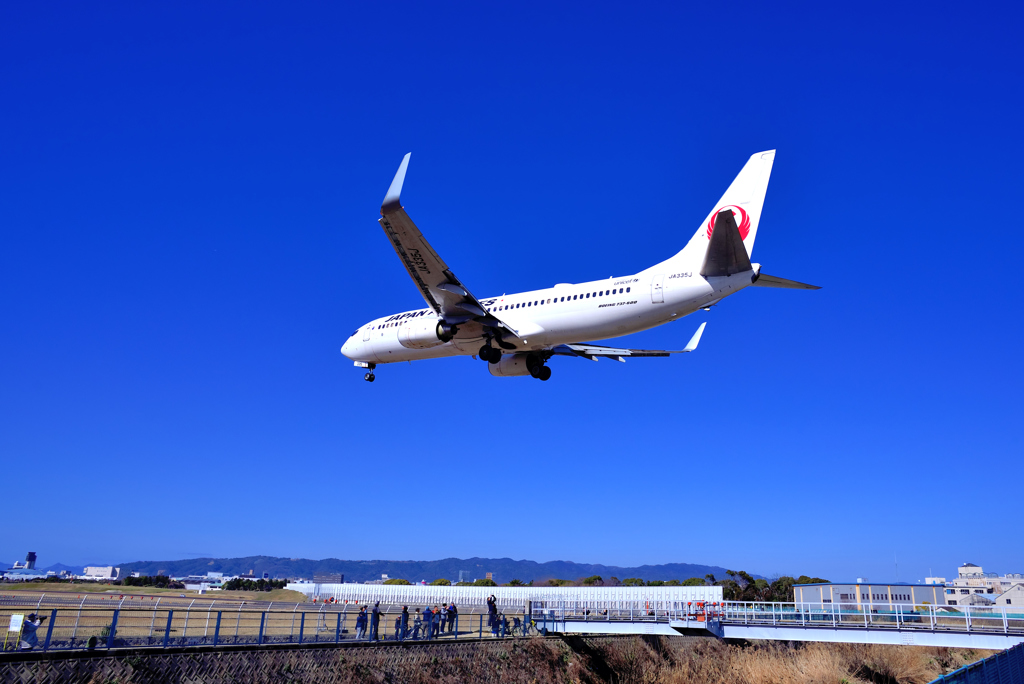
[531,600,1024,650]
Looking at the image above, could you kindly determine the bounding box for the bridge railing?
[0,605,525,653]
[526,600,1024,636]
[720,601,1024,635]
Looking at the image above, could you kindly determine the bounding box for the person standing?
[19,613,47,651]
[488,595,498,629]
[439,604,447,633]
[355,606,368,639]
[432,605,441,638]
[400,606,409,640]
[421,605,433,640]
[447,603,457,633]
[370,602,381,641]
[412,614,422,640]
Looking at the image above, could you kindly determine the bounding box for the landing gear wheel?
[538,366,551,381]
[364,372,375,382]
[488,351,502,365]
[479,345,493,362]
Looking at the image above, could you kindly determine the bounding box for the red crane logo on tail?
[706,205,751,240]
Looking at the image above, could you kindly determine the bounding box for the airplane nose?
[341,337,355,360]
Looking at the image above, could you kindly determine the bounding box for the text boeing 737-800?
[342,151,818,382]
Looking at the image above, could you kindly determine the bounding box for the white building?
[793,582,947,609]
[80,566,120,580]
[944,563,1024,603]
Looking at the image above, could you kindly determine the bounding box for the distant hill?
[116,556,749,584]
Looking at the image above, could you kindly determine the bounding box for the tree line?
[122,575,185,589]
[365,571,829,600]
[222,577,288,591]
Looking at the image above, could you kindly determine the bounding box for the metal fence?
[0,604,531,653]
[928,639,1024,683]
[719,602,1024,636]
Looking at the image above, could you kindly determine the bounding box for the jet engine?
[398,319,449,349]
[487,353,533,377]
[435,320,459,342]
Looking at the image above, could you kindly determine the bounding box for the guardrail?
[0,604,530,653]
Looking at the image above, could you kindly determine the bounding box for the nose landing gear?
[359,362,377,382]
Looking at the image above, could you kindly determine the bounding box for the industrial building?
[81,566,120,580]
[793,582,947,609]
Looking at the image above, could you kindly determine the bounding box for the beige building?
[995,584,1024,609]
[81,566,120,580]
[794,582,947,609]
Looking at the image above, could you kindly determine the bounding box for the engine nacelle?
[435,320,459,343]
[398,319,448,349]
[487,353,533,377]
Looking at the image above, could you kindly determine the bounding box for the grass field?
[0,582,308,603]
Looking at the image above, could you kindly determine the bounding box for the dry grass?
[4,633,996,683]
[584,637,996,684]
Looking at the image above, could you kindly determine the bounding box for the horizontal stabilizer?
[752,274,821,290]
[552,323,708,359]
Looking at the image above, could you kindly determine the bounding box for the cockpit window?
[352,330,360,336]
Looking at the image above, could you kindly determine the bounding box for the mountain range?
[108,556,748,583]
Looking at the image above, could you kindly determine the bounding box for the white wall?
[287,582,723,610]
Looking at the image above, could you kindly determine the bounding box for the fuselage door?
[362,325,371,342]
[651,274,665,304]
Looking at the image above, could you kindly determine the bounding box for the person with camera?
[19,613,47,651]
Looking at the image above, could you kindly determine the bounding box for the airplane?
[342,150,818,382]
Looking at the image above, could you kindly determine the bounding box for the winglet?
[683,322,707,352]
[381,153,411,214]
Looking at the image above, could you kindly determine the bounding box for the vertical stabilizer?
[684,150,776,260]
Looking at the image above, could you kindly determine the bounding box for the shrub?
[430,578,451,586]
[383,578,411,585]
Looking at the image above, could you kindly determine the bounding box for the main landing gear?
[363,363,377,382]
[478,344,502,365]
[526,355,552,381]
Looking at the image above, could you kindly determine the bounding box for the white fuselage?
[341,264,758,365]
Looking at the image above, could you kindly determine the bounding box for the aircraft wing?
[550,323,706,361]
[378,154,518,335]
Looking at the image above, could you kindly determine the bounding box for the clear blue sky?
[3,1,1021,583]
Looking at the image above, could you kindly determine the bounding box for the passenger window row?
[491,287,630,311]
[371,286,635,326]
